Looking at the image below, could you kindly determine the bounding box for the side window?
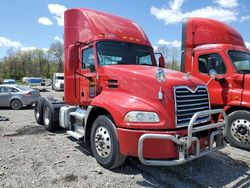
[82,48,95,72]
[11,88,18,92]
[0,87,4,93]
[0,86,12,93]
[198,53,226,74]
[6,87,15,92]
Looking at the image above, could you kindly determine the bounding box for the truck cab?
[34,9,227,169]
[52,73,64,91]
[181,18,250,150]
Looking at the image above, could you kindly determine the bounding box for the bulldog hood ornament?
[183,72,190,80]
[155,68,166,83]
[155,68,166,100]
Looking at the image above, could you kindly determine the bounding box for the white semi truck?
[52,73,64,91]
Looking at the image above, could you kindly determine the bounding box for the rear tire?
[10,99,22,110]
[90,115,126,169]
[43,100,58,131]
[227,110,250,151]
[34,97,45,125]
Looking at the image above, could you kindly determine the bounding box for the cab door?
[79,47,98,105]
[192,50,232,106]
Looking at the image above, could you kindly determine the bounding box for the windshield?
[228,51,250,74]
[96,41,155,66]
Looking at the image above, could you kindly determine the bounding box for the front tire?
[90,115,126,169]
[227,110,250,151]
[10,99,22,110]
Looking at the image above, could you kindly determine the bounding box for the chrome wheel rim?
[94,126,111,158]
[231,118,250,145]
[44,107,50,125]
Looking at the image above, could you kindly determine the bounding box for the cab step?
[67,130,84,140]
[67,124,85,140]
[67,109,86,140]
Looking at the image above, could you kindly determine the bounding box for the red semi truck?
[181,18,250,150]
[34,9,227,169]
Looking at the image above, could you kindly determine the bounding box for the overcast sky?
[0,0,250,58]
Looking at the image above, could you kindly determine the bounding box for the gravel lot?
[0,88,249,188]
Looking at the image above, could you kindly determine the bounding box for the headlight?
[124,111,160,123]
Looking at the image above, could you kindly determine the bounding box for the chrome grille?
[175,86,210,127]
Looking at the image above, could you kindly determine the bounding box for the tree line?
[0,42,180,82]
[0,42,64,81]
[155,45,181,71]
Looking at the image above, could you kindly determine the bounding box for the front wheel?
[90,115,126,169]
[227,110,250,151]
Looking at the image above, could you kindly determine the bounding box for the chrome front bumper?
[138,109,228,166]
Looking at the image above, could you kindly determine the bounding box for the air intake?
[174,86,210,127]
[107,79,118,89]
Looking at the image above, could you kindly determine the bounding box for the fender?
[241,101,250,109]
[90,90,169,129]
[217,103,250,120]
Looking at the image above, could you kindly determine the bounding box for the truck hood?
[98,65,208,129]
[101,65,206,100]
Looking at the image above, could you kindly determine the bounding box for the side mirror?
[89,63,96,73]
[209,69,217,80]
[68,45,78,69]
[154,53,165,68]
[159,55,165,68]
[207,69,217,86]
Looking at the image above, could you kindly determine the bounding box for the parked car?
[3,79,16,84]
[27,77,42,86]
[0,84,40,109]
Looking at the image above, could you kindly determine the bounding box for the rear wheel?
[10,99,22,110]
[34,97,45,125]
[43,101,58,131]
[227,110,250,151]
[90,115,126,169]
